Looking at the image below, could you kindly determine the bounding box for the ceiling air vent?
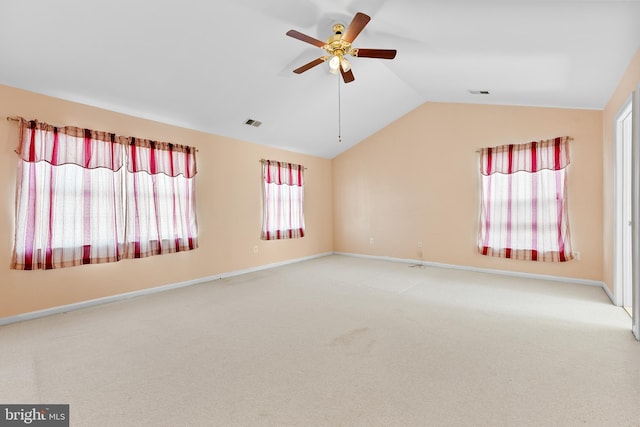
[468,90,490,95]
[244,118,262,127]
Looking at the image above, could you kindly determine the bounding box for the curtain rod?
[475,137,574,153]
[6,116,199,152]
[259,158,307,170]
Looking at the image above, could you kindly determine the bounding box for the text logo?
[0,405,68,427]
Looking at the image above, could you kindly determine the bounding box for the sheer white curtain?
[11,118,198,270]
[261,160,305,240]
[12,120,126,269]
[478,136,573,262]
[124,139,198,258]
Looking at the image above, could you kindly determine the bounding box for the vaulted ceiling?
[1,0,639,158]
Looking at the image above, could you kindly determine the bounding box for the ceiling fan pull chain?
[338,74,342,143]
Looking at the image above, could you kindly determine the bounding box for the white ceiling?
[1,0,639,158]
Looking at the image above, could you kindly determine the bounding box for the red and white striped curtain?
[11,118,198,270]
[478,136,573,262]
[261,160,305,240]
[124,139,198,258]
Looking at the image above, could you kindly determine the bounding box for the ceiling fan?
[286,12,397,83]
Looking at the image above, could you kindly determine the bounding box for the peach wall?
[333,102,603,281]
[602,48,640,294]
[0,84,333,318]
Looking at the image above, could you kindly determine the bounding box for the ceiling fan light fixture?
[340,57,351,72]
[329,55,341,72]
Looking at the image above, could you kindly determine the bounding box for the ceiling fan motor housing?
[326,24,352,57]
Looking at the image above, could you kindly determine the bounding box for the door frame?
[632,84,640,340]
[614,97,632,308]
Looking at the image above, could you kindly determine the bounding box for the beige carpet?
[1,255,638,426]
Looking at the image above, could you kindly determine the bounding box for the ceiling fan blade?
[340,67,355,83]
[342,12,370,43]
[286,29,326,47]
[354,48,397,59]
[293,57,327,74]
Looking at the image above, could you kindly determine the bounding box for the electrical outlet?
[253,245,259,254]
[417,241,423,248]
[573,251,580,260]
[369,237,375,245]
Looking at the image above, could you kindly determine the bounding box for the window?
[11,119,198,270]
[478,137,573,262]
[123,140,198,258]
[261,160,305,240]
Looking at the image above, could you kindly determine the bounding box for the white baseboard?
[334,252,613,301]
[599,281,616,304]
[0,252,333,326]
[218,252,333,280]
